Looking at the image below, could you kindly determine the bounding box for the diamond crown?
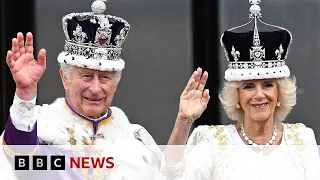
[61,0,130,61]
[220,0,292,70]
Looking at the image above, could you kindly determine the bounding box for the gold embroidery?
[70,144,111,180]
[210,125,231,148]
[67,127,116,180]
[209,125,231,178]
[285,123,304,151]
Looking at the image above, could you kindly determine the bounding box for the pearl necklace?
[240,122,277,149]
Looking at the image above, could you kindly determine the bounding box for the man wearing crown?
[0,0,163,179]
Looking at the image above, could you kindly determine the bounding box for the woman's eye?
[264,83,274,88]
[243,85,253,89]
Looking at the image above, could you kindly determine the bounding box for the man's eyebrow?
[78,69,93,74]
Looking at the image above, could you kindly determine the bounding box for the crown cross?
[250,46,265,62]
[275,44,284,60]
[249,0,261,5]
[73,24,88,43]
[231,46,240,62]
[249,14,265,63]
[249,0,262,18]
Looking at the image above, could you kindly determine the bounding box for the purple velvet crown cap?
[221,30,292,62]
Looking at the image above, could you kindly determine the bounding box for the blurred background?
[1,0,319,145]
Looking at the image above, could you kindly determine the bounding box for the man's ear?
[59,68,69,90]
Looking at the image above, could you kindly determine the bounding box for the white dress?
[162,123,320,180]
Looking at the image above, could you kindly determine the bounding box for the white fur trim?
[225,65,290,81]
[36,98,132,145]
[109,106,131,129]
[57,52,125,71]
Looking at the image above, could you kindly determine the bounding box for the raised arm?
[2,32,46,146]
[166,67,210,161]
[162,68,212,180]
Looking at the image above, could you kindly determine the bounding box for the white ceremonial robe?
[162,123,320,180]
[0,97,164,180]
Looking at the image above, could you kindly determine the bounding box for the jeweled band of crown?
[64,41,122,61]
[228,60,285,69]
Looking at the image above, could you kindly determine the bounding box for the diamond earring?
[236,104,241,109]
[276,101,280,107]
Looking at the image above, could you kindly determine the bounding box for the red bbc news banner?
[14,155,115,170]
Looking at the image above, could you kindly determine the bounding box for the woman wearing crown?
[0,0,163,179]
[163,1,320,179]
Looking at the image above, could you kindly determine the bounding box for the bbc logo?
[15,156,65,170]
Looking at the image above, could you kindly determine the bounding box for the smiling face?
[60,67,117,118]
[238,79,279,122]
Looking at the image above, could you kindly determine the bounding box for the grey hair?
[218,77,297,122]
[59,63,122,84]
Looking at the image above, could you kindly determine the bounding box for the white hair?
[218,77,297,122]
[59,64,122,84]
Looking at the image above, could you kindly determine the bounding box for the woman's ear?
[59,68,69,90]
[277,87,280,103]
